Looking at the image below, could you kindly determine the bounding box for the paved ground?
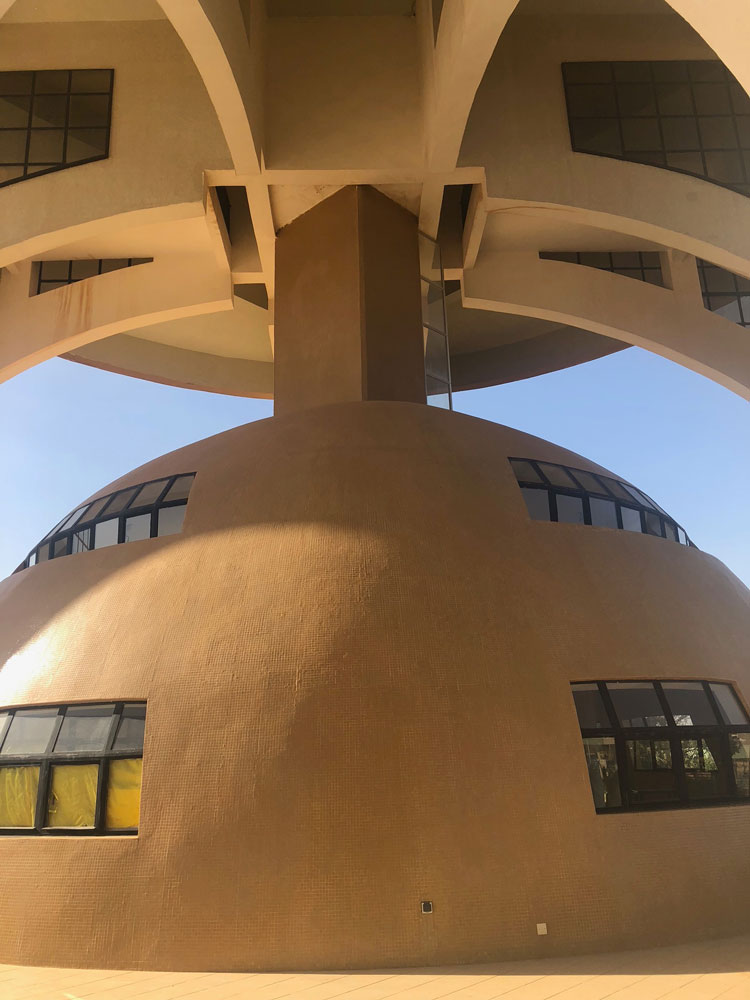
[2,933,749,1000]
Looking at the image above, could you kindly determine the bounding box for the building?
[0,0,749,975]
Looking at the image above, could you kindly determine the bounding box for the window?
[511,457,692,546]
[419,231,452,409]
[35,257,152,295]
[562,61,750,198]
[572,681,750,812]
[0,69,113,189]
[697,258,750,327]
[539,251,663,286]
[0,702,145,835]
[16,472,195,571]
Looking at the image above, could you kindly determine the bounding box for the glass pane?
[510,460,543,484]
[112,705,146,752]
[1,707,59,755]
[0,711,9,748]
[124,512,152,543]
[589,497,618,529]
[35,70,68,93]
[27,129,64,164]
[520,488,549,521]
[68,94,109,128]
[46,763,98,827]
[644,511,663,537]
[730,733,750,797]
[664,521,678,542]
[71,70,112,93]
[51,537,68,559]
[31,94,66,128]
[71,527,92,554]
[569,469,606,494]
[677,527,688,546]
[78,494,111,523]
[94,517,119,549]
[421,281,445,331]
[555,494,585,525]
[621,484,655,509]
[157,505,186,537]
[424,328,449,381]
[601,478,633,501]
[709,683,749,725]
[572,683,611,729]
[662,682,717,726]
[102,488,139,516]
[682,738,729,801]
[625,740,679,805]
[161,474,194,503]
[582,737,621,808]
[620,507,642,532]
[425,376,450,408]
[0,94,30,127]
[70,259,99,280]
[537,463,576,488]
[0,766,39,827]
[53,704,115,753]
[129,479,168,508]
[106,758,142,829]
[607,682,667,727]
[65,128,107,163]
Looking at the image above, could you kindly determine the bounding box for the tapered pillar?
[274,185,426,415]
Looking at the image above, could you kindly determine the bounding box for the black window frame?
[0,69,114,189]
[539,250,663,286]
[696,257,750,327]
[17,472,196,572]
[562,60,750,199]
[572,680,750,814]
[35,257,153,295]
[510,457,693,547]
[0,701,145,836]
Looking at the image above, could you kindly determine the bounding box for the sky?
[0,347,748,587]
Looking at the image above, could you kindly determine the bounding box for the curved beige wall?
[0,19,231,267]
[0,403,748,972]
[459,11,750,274]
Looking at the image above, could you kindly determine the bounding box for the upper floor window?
[562,61,750,198]
[510,457,692,546]
[572,681,750,812]
[35,257,152,295]
[17,472,195,572]
[697,258,750,327]
[0,69,113,189]
[539,251,663,286]
[0,702,145,835]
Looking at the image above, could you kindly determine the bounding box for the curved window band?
[563,60,750,199]
[510,457,693,547]
[16,472,195,573]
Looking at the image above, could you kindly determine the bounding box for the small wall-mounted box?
[536,922,548,936]
[421,901,433,914]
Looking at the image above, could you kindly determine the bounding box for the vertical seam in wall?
[356,185,368,401]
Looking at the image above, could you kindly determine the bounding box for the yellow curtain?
[47,764,98,827]
[106,758,142,830]
[0,766,39,827]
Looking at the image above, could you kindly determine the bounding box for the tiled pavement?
[1,933,749,1000]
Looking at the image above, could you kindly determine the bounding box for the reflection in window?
[539,251,663,286]
[697,258,750,328]
[511,457,692,546]
[419,231,452,409]
[0,702,144,834]
[35,258,152,295]
[17,472,195,572]
[562,61,750,198]
[572,681,750,812]
[0,69,113,189]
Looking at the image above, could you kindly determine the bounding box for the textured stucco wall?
[0,402,748,971]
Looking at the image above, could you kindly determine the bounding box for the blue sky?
[1,347,748,587]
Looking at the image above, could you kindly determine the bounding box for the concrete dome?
[0,402,749,972]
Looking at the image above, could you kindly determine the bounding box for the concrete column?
[274,185,426,415]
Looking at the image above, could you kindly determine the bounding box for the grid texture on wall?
[0,70,113,188]
[539,251,663,285]
[511,457,693,546]
[697,258,750,327]
[562,61,750,197]
[35,257,153,294]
